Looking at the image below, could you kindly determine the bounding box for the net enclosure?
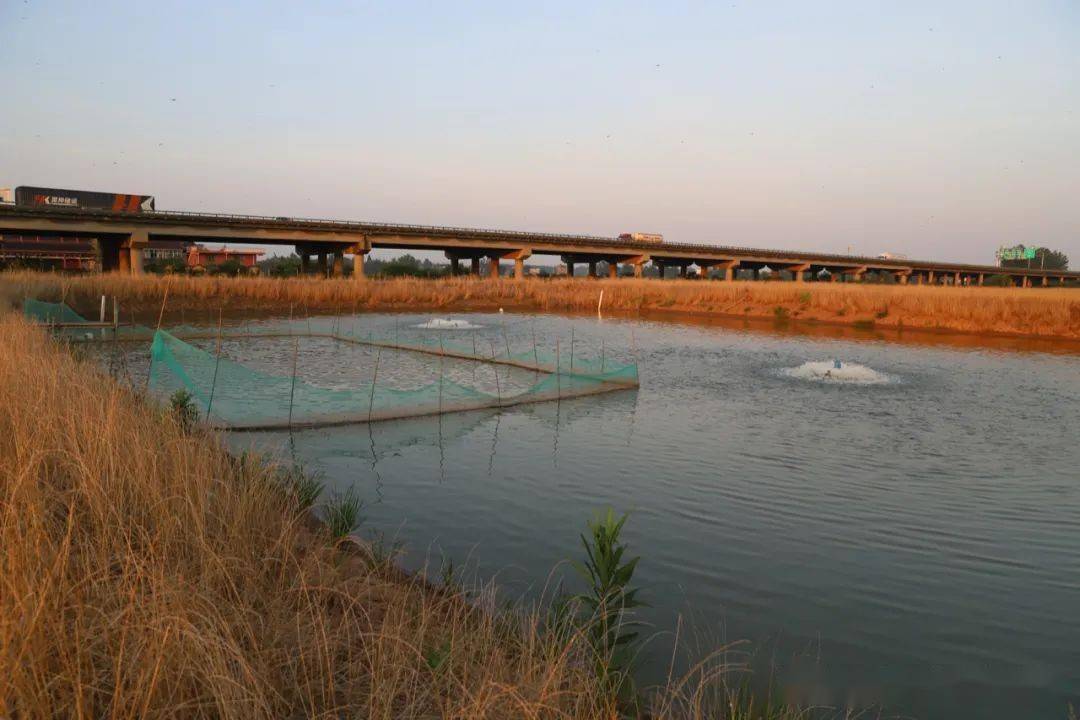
[24,299,639,430]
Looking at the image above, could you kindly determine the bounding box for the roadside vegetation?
[3,270,1079,339]
[1,312,829,719]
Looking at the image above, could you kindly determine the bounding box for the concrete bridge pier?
[346,242,369,280]
[488,254,501,279]
[116,230,148,276]
[471,257,481,275]
[450,257,460,275]
[566,261,575,277]
[332,253,344,278]
[653,261,665,278]
[893,269,911,285]
[497,248,531,279]
[788,263,811,283]
[588,260,597,278]
[718,260,739,281]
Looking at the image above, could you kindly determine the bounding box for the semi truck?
[618,232,664,244]
[12,186,155,212]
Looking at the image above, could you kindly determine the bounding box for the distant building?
[186,244,265,269]
[0,234,97,270]
[144,240,190,262]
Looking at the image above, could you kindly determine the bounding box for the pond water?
[107,311,1080,719]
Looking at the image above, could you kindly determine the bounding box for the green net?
[24,298,638,430]
[149,328,637,430]
[23,298,87,324]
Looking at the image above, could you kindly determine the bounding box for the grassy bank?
[1,312,824,719]
[4,271,1079,339]
[0,313,612,718]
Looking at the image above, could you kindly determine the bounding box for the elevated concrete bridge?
[1,204,1076,287]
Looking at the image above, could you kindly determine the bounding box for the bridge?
[1,203,1076,287]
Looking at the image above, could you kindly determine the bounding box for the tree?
[376,254,449,278]
[1001,247,1069,270]
[209,259,244,277]
[258,254,302,277]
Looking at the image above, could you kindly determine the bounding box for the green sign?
[997,245,1038,262]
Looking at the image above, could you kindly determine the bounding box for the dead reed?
[0,313,617,718]
[3,270,1078,338]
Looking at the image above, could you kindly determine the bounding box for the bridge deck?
[1,204,1076,282]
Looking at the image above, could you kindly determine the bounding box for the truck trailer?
[618,232,664,244]
[14,186,155,212]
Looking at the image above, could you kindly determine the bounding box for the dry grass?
[0,312,820,719]
[0,312,618,719]
[3,270,1079,339]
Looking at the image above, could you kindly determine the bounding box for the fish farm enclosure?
[24,299,640,430]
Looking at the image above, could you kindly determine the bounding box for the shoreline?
[4,271,1080,345]
[1,310,811,718]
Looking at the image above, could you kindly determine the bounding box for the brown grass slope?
[4,271,1079,339]
[1,313,822,720]
[0,313,623,719]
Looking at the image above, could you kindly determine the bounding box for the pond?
[103,310,1080,719]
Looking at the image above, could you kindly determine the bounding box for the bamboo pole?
[287,336,300,429]
[367,345,381,422]
[569,326,575,373]
[144,282,171,394]
[489,340,502,404]
[531,320,539,368]
[206,304,224,419]
[555,336,561,400]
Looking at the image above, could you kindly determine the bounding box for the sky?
[1,1,1078,265]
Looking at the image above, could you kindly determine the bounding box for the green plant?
[572,509,644,699]
[324,488,364,541]
[425,640,452,673]
[209,259,244,277]
[364,528,403,567]
[439,551,456,589]
[875,307,889,319]
[797,291,811,305]
[772,306,789,320]
[168,389,199,431]
[282,463,324,511]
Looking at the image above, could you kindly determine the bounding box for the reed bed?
[3,270,1078,338]
[1,312,822,719]
[0,313,613,718]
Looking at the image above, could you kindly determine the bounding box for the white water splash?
[781,360,893,385]
[414,317,483,330]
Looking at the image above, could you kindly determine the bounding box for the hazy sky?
[2,1,1078,264]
